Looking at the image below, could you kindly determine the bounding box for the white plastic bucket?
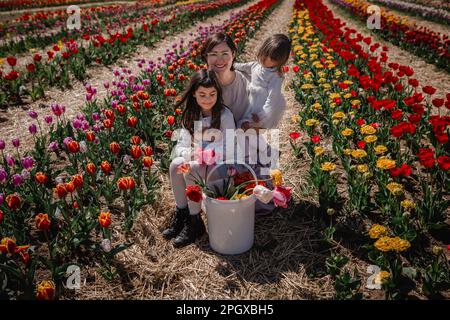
[203,163,257,255]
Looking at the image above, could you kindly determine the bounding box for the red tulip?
[35,172,48,184]
[186,185,203,203]
[438,156,450,171]
[130,136,141,145]
[54,183,68,198]
[423,86,436,95]
[98,211,111,228]
[167,115,175,126]
[127,117,138,127]
[432,99,444,108]
[7,56,17,67]
[67,141,80,153]
[289,132,301,140]
[101,161,111,174]
[143,156,153,168]
[130,145,142,159]
[311,135,321,144]
[35,213,51,231]
[109,142,121,154]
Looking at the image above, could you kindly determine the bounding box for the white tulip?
[253,185,273,204]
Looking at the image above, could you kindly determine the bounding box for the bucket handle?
[205,160,258,186]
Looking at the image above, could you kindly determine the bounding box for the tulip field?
[0,0,449,300]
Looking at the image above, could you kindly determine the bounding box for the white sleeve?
[234,62,256,77]
[172,128,192,159]
[256,75,285,128]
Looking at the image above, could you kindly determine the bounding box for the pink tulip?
[273,186,292,208]
[195,148,216,166]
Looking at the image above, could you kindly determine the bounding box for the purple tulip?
[0,168,7,183]
[63,137,73,146]
[28,110,38,119]
[92,112,100,121]
[12,139,20,148]
[12,173,23,186]
[103,81,110,89]
[21,168,30,180]
[29,124,37,135]
[0,193,4,205]
[73,118,83,129]
[82,121,90,130]
[6,155,15,167]
[48,141,59,152]
[142,79,151,86]
[0,140,5,150]
[111,100,118,109]
[93,124,100,132]
[119,95,127,103]
[45,116,53,124]
[86,94,93,102]
[21,156,34,170]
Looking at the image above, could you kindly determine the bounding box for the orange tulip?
[109,142,121,154]
[86,131,95,142]
[143,100,152,109]
[36,280,55,300]
[117,104,127,115]
[143,156,153,168]
[0,237,16,254]
[72,174,84,189]
[101,161,111,174]
[35,172,48,184]
[103,119,113,129]
[67,141,80,153]
[98,211,111,228]
[65,181,75,193]
[86,162,96,175]
[54,183,68,198]
[143,146,153,156]
[104,109,115,120]
[130,136,141,145]
[130,145,142,159]
[127,117,138,127]
[117,176,136,191]
[35,213,51,231]
[6,193,21,211]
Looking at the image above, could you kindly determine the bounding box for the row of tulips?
[0,0,252,107]
[368,0,450,25]
[289,0,449,299]
[0,0,281,300]
[329,0,450,72]
[0,1,181,55]
[0,0,156,11]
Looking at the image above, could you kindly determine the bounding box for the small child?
[163,69,235,248]
[235,34,291,131]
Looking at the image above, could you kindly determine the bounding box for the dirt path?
[0,0,260,155]
[323,0,450,100]
[366,0,450,36]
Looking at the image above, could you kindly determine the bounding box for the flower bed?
[289,0,449,299]
[330,0,450,72]
[0,0,282,300]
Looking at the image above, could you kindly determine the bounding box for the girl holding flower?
[163,69,235,248]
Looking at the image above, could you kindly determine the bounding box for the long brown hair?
[201,32,237,71]
[257,34,292,73]
[177,69,223,134]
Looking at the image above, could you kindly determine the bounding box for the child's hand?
[241,121,252,131]
[252,113,260,123]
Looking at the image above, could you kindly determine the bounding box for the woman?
[202,32,276,216]
[201,32,251,124]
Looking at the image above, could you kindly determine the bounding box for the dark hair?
[257,34,292,73]
[201,32,237,71]
[177,69,223,134]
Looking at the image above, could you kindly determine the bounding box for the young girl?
[162,69,236,248]
[236,34,291,131]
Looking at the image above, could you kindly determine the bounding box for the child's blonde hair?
[257,34,292,72]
